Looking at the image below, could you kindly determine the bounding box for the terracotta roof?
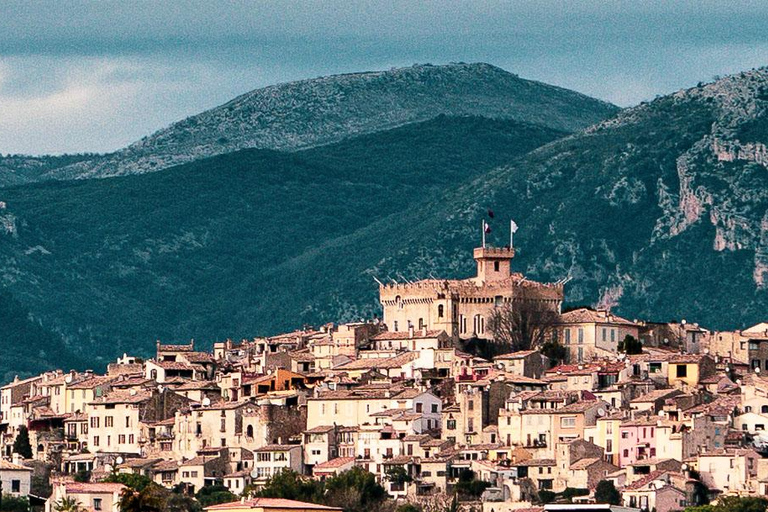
[569,457,603,470]
[559,308,636,326]
[314,457,355,470]
[65,482,126,494]
[371,330,444,341]
[631,388,682,403]
[205,498,342,511]
[0,460,32,471]
[333,352,419,371]
[68,375,116,390]
[91,389,153,405]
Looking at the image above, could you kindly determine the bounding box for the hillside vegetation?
[0,63,616,184]
[0,116,566,367]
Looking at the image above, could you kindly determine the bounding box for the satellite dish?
[116,456,124,465]
[250,468,259,479]
[597,408,606,417]
[757,367,762,374]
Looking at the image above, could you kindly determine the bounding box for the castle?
[379,245,564,340]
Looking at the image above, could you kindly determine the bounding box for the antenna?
[372,276,384,287]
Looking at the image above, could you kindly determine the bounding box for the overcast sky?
[1,1,768,155]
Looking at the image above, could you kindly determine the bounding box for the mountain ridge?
[1,63,617,185]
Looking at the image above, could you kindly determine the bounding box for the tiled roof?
[0,460,32,471]
[67,375,116,390]
[204,498,342,511]
[65,482,126,494]
[91,389,153,405]
[314,457,355,470]
[569,457,602,470]
[333,352,419,371]
[371,330,444,341]
[559,308,636,326]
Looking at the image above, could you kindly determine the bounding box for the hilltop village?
[2,244,768,512]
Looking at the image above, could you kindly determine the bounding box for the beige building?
[379,246,563,340]
[556,308,639,363]
[46,482,126,512]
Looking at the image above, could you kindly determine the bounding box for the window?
[90,417,99,428]
[606,439,613,453]
[11,480,20,493]
[611,329,616,342]
[621,431,630,439]
[393,321,399,332]
[125,416,131,428]
[419,318,424,329]
[578,347,584,363]
[468,418,474,432]
[565,329,571,345]
[602,328,607,342]
[118,435,126,444]
[676,365,688,378]
[431,403,438,413]
[649,362,662,374]
[93,436,100,447]
[416,403,423,413]
[578,329,584,344]
[623,449,629,457]
[129,434,134,444]
[93,498,102,511]
[105,416,113,428]
[560,417,576,428]
[447,419,456,430]
[468,400,474,411]
[438,305,444,318]
[493,261,500,272]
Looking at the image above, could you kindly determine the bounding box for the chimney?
[421,327,427,337]
[408,325,414,338]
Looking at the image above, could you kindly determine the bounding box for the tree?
[594,480,621,505]
[53,497,84,512]
[685,496,768,512]
[324,467,387,512]
[618,335,643,355]
[104,473,153,492]
[118,483,168,512]
[1,494,30,512]
[255,470,324,503]
[164,492,202,512]
[12,426,32,459]
[486,289,560,351]
[540,340,567,367]
[384,466,412,485]
[73,469,91,483]
[453,469,491,498]
[195,485,237,508]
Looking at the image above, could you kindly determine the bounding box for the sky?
[1,1,768,155]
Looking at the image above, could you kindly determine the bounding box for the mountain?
[2,63,617,184]
[310,67,768,330]
[0,116,567,367]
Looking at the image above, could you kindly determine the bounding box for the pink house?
[619,419,658,467]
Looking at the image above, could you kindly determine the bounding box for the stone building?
[379,246,563,341]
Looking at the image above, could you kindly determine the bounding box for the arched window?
[246,425,254,439]
[438,305,444,318]
[746,406,753,413]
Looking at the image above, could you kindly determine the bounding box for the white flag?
[510,220,518,233]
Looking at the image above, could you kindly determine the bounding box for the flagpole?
[510,219,513,250]
[482,219,486,248]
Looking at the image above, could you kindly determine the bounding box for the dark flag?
[487,209,495,218]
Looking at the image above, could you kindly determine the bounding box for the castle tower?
[473,246,515,283]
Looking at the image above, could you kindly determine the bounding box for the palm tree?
[53,496,85,512]
[118,484,167,512]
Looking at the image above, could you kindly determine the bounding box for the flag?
[484,222,492,234]
[487,209,495,218]
[510,220,518,233]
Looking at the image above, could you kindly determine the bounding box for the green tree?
[118,483,168,512]
[52,497,84,512]
[618,335,643,355]
[164,492,202,512]
[594,480,621,505]
[685,497,768,512]
[73,469,91,483]
[453,469,491,498]
[104,473,154,492]
[538,490,556,504]
[541,340,567,367]
[195,485,236,508]
[0,494,30,512]
[384,466,412,485]
[255,470,324,503]
[12,426,32,459]
[324,467,387,512]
